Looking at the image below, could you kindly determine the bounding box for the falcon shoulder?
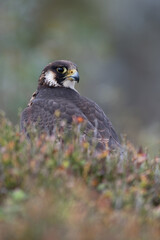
[73,95,120,147]
[20,89,95,135]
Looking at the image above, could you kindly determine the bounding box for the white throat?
[44,70,77,91]
[62,79,76,90]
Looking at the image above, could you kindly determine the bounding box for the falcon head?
[39,60,79,90]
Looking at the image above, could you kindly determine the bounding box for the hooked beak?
[65,69,79,83]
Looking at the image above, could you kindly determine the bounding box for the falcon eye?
[56,67,67,74]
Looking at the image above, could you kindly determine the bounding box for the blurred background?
[0,0,160,152]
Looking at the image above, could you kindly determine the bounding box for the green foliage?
[0,112,160,239]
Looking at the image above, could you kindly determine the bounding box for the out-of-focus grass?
[0,111,160,240]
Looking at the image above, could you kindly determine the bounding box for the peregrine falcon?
[20,60,120,149]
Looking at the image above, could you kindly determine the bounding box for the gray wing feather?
[73,96,120,147]
[20,98,96,135]
[20,88,120,149]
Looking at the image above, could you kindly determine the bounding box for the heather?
[0,112,160,240]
